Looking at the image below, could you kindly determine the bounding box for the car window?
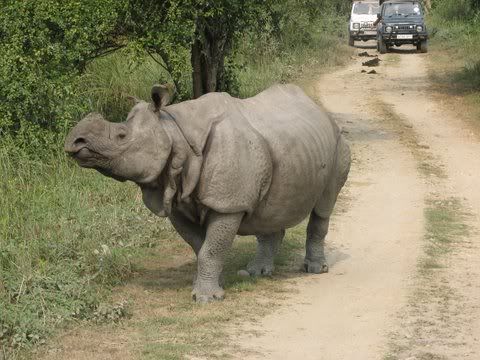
[353,3,379,15]
[383,3,422,17]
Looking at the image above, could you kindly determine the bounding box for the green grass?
[0,144,179,353]
[385,197,471,359]
[427,10,480,126]
[236,17,352,98]
[428,16,480,90]
[420,198,470,272]
[80,49,175,122]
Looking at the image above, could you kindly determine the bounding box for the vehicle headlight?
[416,25,423,32]
[385,26,393,33]
[353,23,360,30]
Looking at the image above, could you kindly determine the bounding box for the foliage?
[429,0,480,89]
[430,0,478,19]
[80,48,171,122]
[124,0,195,100]
[0,0,127,145]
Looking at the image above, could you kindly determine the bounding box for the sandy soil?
[234,44,480,359]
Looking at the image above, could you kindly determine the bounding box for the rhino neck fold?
[152,119,203,215]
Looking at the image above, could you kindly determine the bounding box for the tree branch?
[146,49,170,73]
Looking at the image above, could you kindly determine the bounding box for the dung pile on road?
[358,51,377,58]
[362,58,381,67]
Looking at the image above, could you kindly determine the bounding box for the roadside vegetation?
[385,197,471,360]
[0,0,352,357]
[427,0,480,124]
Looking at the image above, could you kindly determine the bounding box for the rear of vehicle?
[376,1,428,53]
[349,1,380,46]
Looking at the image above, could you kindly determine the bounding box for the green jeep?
[376,1,428,54]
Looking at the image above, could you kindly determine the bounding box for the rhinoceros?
[65,84,351,303]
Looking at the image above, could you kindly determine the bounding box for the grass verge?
[427,13,480,134]
[384,197,471,360]
[372,94,473,360]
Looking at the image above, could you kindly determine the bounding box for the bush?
[432,0,475,19]
[0,0,126,149]
[428,1,480,90]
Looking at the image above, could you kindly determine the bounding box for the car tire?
[349,35,355,47]
[418,39,428,53]
[378,37,387,54]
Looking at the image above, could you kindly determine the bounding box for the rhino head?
[64,85,172,185]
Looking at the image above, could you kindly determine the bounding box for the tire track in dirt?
[375,52,480,359]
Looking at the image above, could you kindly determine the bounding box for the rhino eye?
[116,129,128,141]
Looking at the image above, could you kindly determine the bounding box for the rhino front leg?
[304,212,330,274]
[169,210,205,255]
[247,230,285,276]
[193,211,244,303]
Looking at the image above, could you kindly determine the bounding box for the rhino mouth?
[69,147,93,160]
[68,147,107,167]
[68,148,126,182]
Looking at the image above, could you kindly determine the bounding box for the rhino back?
[238,85,340,233]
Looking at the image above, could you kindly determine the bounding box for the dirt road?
[234,46,480,359]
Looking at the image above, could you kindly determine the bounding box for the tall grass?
[237,15,351,98]
[81,49,176,122]
[0,50,177,348]
[0,142,177,351]
[429,3,480,90]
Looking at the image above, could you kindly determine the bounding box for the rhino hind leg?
[304,212,330,274]
[305,137,350,274]
[246,230,285,276]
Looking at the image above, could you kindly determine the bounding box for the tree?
[0,0,127,134]
[190,1,269,98]
[126,0,271,98]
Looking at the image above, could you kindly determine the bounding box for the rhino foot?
[303,259,329,274]
[192,285,225,304]
[246,261,275,277]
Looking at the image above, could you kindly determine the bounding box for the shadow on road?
[387,47,418,55]
[354,43,377,50]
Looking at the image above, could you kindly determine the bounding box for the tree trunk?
[192,39,204,99]
[191,18,229,98]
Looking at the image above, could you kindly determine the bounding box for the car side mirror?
[377,13,381,19]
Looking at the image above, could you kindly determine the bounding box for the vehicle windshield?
[353,3,380,15]
[383,3,422,17]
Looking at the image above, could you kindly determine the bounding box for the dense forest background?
[1,0,479,356]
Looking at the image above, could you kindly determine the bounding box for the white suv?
[349,1,380,46]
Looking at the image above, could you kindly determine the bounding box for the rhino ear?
[151,84,172,112]
[125,95,141,105]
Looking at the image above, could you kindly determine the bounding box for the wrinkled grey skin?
[65,84,351,303]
